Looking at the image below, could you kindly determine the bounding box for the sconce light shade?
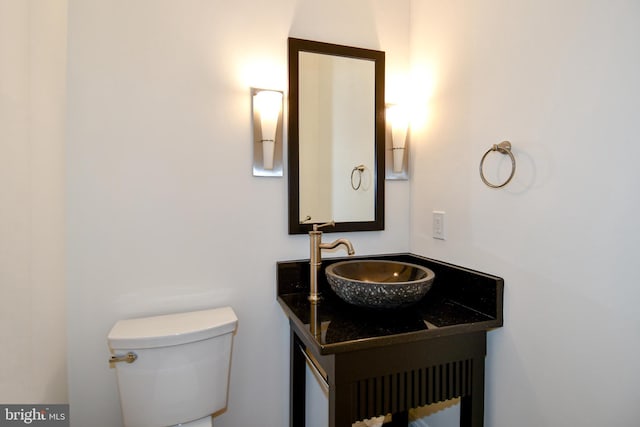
[252,88,284,176]
[385,104,409,180]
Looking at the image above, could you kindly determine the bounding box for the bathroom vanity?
[277,253,503,427]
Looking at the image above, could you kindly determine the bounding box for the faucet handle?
[312,221,335,232]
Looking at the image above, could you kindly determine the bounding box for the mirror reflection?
[299,52,375,223]
[288,38,385,234]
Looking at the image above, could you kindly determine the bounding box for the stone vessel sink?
[325,260,436,309]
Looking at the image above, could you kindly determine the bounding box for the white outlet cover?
[433,211,445,240]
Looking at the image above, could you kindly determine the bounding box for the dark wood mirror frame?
[288,38,385,234]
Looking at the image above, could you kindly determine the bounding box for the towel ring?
[351,165,365,190]
[479,141,516,188]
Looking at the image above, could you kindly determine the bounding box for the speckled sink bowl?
[325,260,435,309]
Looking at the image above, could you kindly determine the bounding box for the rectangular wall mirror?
[288,38,385,234]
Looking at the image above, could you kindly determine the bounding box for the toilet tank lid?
[108,306,237,350]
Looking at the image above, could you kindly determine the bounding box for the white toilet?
[108,306,238,427]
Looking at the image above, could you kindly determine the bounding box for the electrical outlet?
[433,211,445,240]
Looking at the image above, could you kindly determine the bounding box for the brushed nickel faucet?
[308,221,355,303]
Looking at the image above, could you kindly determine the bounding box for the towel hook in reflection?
[350,165,365,190]
[479,141,516,188]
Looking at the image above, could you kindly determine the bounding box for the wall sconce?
[385,103,409,180]
[252,88,284,177]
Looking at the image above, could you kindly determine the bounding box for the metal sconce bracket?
[251,87,284,177]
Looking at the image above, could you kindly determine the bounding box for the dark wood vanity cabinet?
[278,253,504,427]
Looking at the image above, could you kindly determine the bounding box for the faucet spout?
[319,238,355,255]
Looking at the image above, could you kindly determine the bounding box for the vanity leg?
[329,383,351,427]
[291,331,306,427]
[459,357,485,427]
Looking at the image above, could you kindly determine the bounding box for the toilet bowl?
[108,306,238,427]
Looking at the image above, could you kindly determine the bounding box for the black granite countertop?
[277,253,504,354]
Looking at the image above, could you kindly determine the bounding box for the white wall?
[410,1,640,426]
[332,57,376,222]
[66,1,410,426]
[0,0,67,404]
[299,52,334,222]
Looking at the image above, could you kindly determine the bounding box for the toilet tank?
[108,307,238,427]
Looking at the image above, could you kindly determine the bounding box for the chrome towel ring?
[479,141,516,188]
[351,165,366,190]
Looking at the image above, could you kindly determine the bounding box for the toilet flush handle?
[109,352,137,365]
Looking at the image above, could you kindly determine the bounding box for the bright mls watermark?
[0,405,69,426]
